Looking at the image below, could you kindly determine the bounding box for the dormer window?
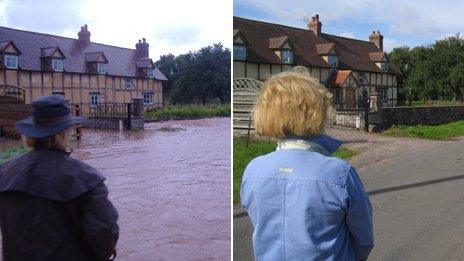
[1,41,21,69]
[52,59,63,71]
[328,55,338,67]
[4,54,18,69]
[97,63,106,74]
[233,44,247,61]
[281,50,294,64]
[147,68,155,78]
[381,62,388,73]
[233,30,248,61]
[269,36,294,65]
[85,52,108,74]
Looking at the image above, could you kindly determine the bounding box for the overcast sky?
[0,0,231,60]
[234,0,464,52]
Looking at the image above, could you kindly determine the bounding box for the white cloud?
[338,32,356,39]
[1,0,231,60]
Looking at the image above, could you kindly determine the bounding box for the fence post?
[75,104,82,140]
[364,93,369,132]
[127,103,132,130]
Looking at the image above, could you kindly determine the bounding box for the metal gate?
[233,78,263,134]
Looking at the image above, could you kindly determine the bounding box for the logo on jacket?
[278,167,293,174]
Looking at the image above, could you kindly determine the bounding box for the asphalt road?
[233,135,464,261]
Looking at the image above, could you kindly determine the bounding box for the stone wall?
[379,105,464,129]
[0,96,32,137]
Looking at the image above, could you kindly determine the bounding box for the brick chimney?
[308,14,322,36]
[78,24,91,44]
[136,38,149,58]
[369,30,383,51]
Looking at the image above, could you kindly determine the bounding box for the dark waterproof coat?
[0,149,119,261]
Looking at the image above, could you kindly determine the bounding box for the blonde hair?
[292,66,310,77]
[253,71,334,139]
[22,128,72,152]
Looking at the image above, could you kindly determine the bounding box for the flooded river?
[72,117,231,260]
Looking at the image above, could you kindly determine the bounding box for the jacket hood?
[0,149,105,201]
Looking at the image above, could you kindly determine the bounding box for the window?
[97,63,106,74]
[52,59,63,72]
[381,62,389,73]
[147,68,155,78]
[282,50,293,64]
[125,78,133,89]
[233,45,247,61]
[358,72,366,84]
[143,92,154,105]
[4,54,18,69]
[328,55,338,67]
[90,93,100,107]
[379,89,388,101]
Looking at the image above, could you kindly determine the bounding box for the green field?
[0,146,29,164]
[383,120,464,140]
[233,138,358,204]
[145,104,230,120]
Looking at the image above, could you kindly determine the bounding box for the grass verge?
[0,146,29,164]
[233,138,358,204]
[145,104,230,121]
[383,120,464,140]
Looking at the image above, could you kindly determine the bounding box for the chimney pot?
[308,14,322,36]
[78,24,91,44]
[136,38,149,58]
[369,30,384,51]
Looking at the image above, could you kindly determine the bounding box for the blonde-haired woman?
[0,95,118,261]
[241,71,373,261]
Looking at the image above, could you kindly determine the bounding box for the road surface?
[234,129,464,261]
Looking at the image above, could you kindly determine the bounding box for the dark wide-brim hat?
[15,94,86,138]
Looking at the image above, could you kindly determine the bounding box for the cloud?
[338,32,356,39]
[1,0,231,60]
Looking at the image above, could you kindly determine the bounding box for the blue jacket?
[241,136,373,261]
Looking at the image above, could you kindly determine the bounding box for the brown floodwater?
[72,117,231,260]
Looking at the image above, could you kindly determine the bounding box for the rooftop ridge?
[0,26,137,52]
[234,16,376,46]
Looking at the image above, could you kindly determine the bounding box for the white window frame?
[147,68,155,78]
[233,44,247,61]
[52,59,63,72]
[89,93,101,107]
[125,77,133,89]
[281,50,294,64]
[4,54,18,69]
[97,63,106,74]
[328,55,338,67]
[143,92,154,105]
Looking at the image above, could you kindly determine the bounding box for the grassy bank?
[233,138,358,204]
[383,120,464,140]
[145,104,230,121]
[0,146,28,164]
[410,100,464,107]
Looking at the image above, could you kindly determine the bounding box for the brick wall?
[379,105,464,130]
[0,96,32,137]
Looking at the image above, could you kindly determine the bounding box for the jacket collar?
[277,134,342,156]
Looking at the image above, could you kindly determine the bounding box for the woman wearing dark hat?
[0,95,119,261]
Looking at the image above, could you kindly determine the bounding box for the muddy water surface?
[73,117,231,260]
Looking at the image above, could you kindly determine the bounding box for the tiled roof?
[136,58,155,68]
[0,26,167,80]
[315,43,335,55]
[369,52,388,62]
[269,36,289,49]
[40,46,64,58]
[233,17,401,75]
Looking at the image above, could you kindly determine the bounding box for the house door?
[345,89,356,108]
